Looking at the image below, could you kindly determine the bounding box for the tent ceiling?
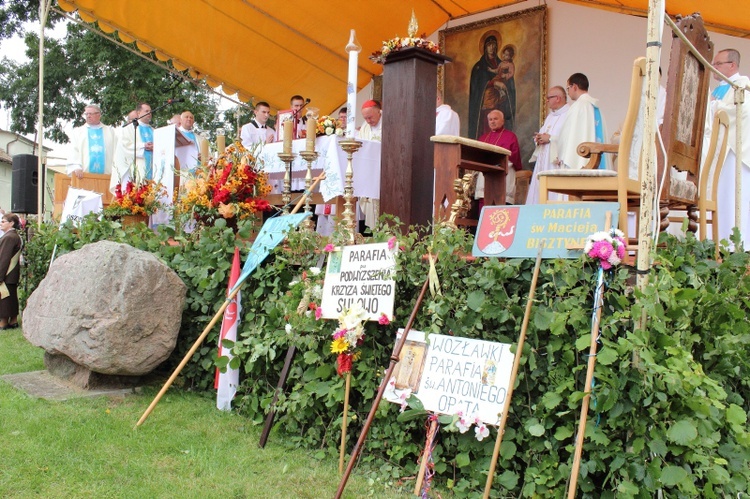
[57,0,750,114]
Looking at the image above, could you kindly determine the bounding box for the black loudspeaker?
[11,154,39,214]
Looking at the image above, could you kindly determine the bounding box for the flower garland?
[583,229,626,270]
[370,34,440,64]
[315,115,344,137]
[330,303,369,376]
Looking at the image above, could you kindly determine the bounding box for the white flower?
[325,126,334,135]
[456,413,471,433]
[285,323,292,334]
[335,128,344,136]
[398,388,412,412]
[475,423,490,441]
[308,267,321,276]
[340,303,368,330]
[311,284,322,300]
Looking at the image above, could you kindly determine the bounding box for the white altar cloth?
[259,135,381,201]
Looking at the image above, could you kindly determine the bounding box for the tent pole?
[37,1,53,227]
[635,0,663,329]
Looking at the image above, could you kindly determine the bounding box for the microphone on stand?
[166,98,185,104]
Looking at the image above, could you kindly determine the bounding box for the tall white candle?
[345,29,361,138]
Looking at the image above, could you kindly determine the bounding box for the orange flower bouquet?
[105,179,166,217]
[175,141,273,226]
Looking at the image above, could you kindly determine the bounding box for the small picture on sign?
[393,339,427,392]
[481,359,497,385]
[327,251,342,273]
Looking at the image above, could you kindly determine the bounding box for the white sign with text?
[385,330,515,425]
[320,242,396,320]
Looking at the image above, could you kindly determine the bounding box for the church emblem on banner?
[476,206,520,255]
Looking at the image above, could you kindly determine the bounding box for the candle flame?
[345,29,361,53]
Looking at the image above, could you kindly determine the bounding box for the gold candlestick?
[337,138,363,243]
[277,152,296,214]
[298,150,318,231]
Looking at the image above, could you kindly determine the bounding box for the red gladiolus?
[337,353,353,376]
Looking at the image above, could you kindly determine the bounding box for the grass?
[0,328,408,498]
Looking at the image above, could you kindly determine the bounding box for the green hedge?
[23,216,750,497]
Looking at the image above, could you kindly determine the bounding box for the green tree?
[0,15,227,143]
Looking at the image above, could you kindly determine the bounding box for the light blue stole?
[87,127,105,174]
[712,82,730,101]
[593,105,608,170]
[139,125,154,179]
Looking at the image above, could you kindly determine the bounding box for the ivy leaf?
[533,306,554,330]
[455,452,471,468]
[666,419,698,445]
[541,391,563,410]
[497,470,519,490]
[726,404,747,426]
[553,426,574,441]
[576,334,592,351]
[596,347,618,366]
[525,418,545,436]
[466,290,485,311]
[499,441,516,460]
[674,288,700,300]
[396,408,428,423]
[660,465,688,487]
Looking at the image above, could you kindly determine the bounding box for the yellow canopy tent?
[55,0,750,114]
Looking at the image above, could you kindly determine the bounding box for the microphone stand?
[121,99,181,182]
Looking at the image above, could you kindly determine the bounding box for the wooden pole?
[414,417,438,496]
[258,345,297,448]
[334,277,430,499]
[136,175,324,428]
[339,371,352,474]
[482,242,545,499]
[136,286,239,426]
[635,0,663,331]
[567,213,612,498]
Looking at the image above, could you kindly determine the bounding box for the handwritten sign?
[320,242,396,320]
[472,202,620,259]
[384,330,514,425]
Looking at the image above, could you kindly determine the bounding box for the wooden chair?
[538,57,647,244]
[697,110,730,258]
[658,13,714,233]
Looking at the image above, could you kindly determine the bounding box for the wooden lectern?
[381,47,450,231]
[431,135,509,224]
[53,172,113,219]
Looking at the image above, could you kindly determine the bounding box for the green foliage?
[21,220,750,497]
[0,19,225,143]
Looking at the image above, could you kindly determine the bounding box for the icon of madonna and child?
[468,30,517,139]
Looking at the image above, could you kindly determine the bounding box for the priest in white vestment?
[435,94,460,136]
[527,86,570,204]
[112,102,154,193]
[555,73,608,170]
[706,49,750,247]
[354,99,382,228]
[177,111,208,172]
[67,104,117,179]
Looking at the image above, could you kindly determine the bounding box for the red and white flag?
[215,247,241,411]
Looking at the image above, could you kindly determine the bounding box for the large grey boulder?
[23,241,187,383]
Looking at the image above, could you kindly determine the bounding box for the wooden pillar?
[380,48,449,231]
